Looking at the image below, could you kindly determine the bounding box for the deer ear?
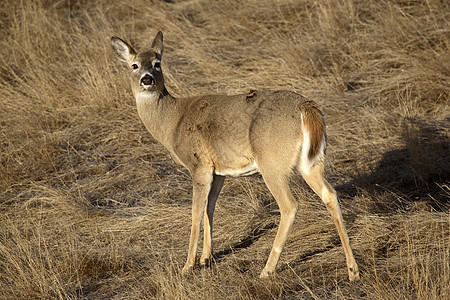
[111,37,136,63]
[150,31,164,57]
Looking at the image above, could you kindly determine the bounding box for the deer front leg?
[200,174,225,267]
[182,168,213,275]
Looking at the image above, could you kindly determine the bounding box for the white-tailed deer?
[111,31,359,281]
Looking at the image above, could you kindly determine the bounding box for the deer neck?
[134,88,181,151]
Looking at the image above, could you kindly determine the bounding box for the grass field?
[0,0,449,298]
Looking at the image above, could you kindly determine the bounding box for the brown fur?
[303,103,326,160]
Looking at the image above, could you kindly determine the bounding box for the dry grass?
[0,0,449,298]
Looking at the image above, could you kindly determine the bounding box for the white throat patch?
[135,91,158,103]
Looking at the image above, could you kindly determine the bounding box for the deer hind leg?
[200,174,225,267]
[259,170,298,278]
[299,161,360,281]
[182,168,213,275]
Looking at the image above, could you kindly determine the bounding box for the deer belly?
[215,161,259,177]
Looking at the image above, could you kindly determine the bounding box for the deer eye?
[131,63,138,70]
[154,61,161,70]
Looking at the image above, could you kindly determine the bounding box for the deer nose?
[140,74,155,86]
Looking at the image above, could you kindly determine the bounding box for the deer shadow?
[337,118,449,213]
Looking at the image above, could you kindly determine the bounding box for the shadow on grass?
[213,222,276,262]
[339,117,449,212]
